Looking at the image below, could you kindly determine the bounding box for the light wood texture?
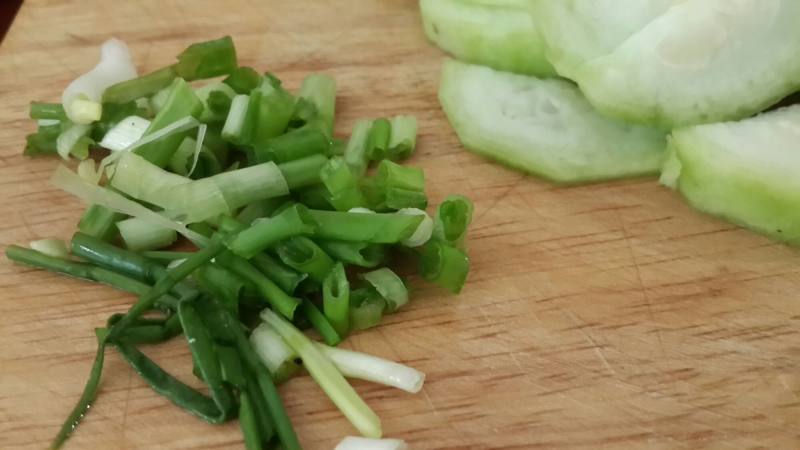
[1,1,799,449]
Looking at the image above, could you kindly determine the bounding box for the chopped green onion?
[216,251,301,319]
[420,240,469,294]
[367,118,391,161]
[77,204,125,241]
[254,127,331,164]
[52,165,208,244]
[321,156,368,211]
[315,343,424,393]
[56,123,92,160]
[323,262,350,337]
[277,154,328,190]
[29,238,70,259]
[116,217,178,252]
[98,115,150,152]
[296,184,334,210]
[301,299,341,346]
[70,99,102,124]
[175,36,238,81]
[349,289,386,331]
[236,197,286,225]
[343,119,373,177]
[251,253,308,295]
[371,159,427,211]
[387,115,417,160]
[433,195,474,248]
[275,236,334,284]
[249,80,296,146]
[134,78,203,166]
[397,208,433,247]
[317,240,385,268]
[103,66,178,104]
[30,102,66,120]
[308,209,423,244]
[260,308,382,438]
[195,82,236,122]
[335,437,408,450]
[226,204,316,259]
[221,94,249,142]
[360,268,408,312]
[62,38,137,124]
[149,85,172,113]
[143,250,195,261]
[77,159,97,182]
[224,66,262,94]
[298,74,336,136]
[24,123,60,157]
[250,323,301,383]
[193,263,245,314]
[239,392,262,450]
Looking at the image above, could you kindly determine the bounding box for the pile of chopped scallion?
[7,36,472,450]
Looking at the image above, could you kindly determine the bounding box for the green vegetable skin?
[664,105,800,244]
[574,0,800,128]
[420,0,555,77]
[438,59,666,183]
[529,0,672,80]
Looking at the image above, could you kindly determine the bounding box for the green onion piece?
[107,237,226,340]
[317,240,385,268]
[227,205,316,259]
[168,136,198,176]
[142,250,195,261]
[116,217,177,252]
[216,251,301,319]
[134,78,203,167]
[420,240,469,294]
[308,209,423,244]
[387,115,417,160]
[277,153,328,190]
[275,236,334,284]
[98,115,150,152]
[323,262,350,337]
[195,82,236,122]
[92,100,148,142]
[360,268,408,312]
[216,345,246,388]
[221,94,249,142]
[343,119,373,177]
[433,195,474,249]
[250,253,307,295]
[314,342,425,393]
[254,127,331,164]
[298,74,336,136]
[150,85,172,114]
[249,79,296,146]
[70,99,102,124]
[371,159,427,211]
[367,118,391,161]
[396,208,433,247]
[56,123,92,160]
[236,197,286,225]
[78,204,125,241]
[24,123,61,157]
[295,184,334,210]
[52,165,208,244]
[223,66,262,94]
[250,323,301,383]
[193,263,244,315]
[349,289,386,331]
[321,156,368,211]
[29,238,70,259]
[260,308,383,439]
[103,66,178,104]
[335,437,408,450]
[301,299,341,346]
[177,301,236,419]
[242,369,275,444]
[30,102,66,120]
[175,36,237,81]
[239,392,262,450]
[50,331,106,449]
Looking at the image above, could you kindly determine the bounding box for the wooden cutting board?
[1,1,798,449]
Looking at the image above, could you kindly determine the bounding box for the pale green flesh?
[530,0,673,80]
[670,105,800,243]
[438,59,667,183]
[420,0,555,77]
[576,0,800,128]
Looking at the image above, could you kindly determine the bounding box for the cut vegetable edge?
[438,58,667,184]
[420,0,555,77]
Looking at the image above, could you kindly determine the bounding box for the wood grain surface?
[1,1,799,449]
